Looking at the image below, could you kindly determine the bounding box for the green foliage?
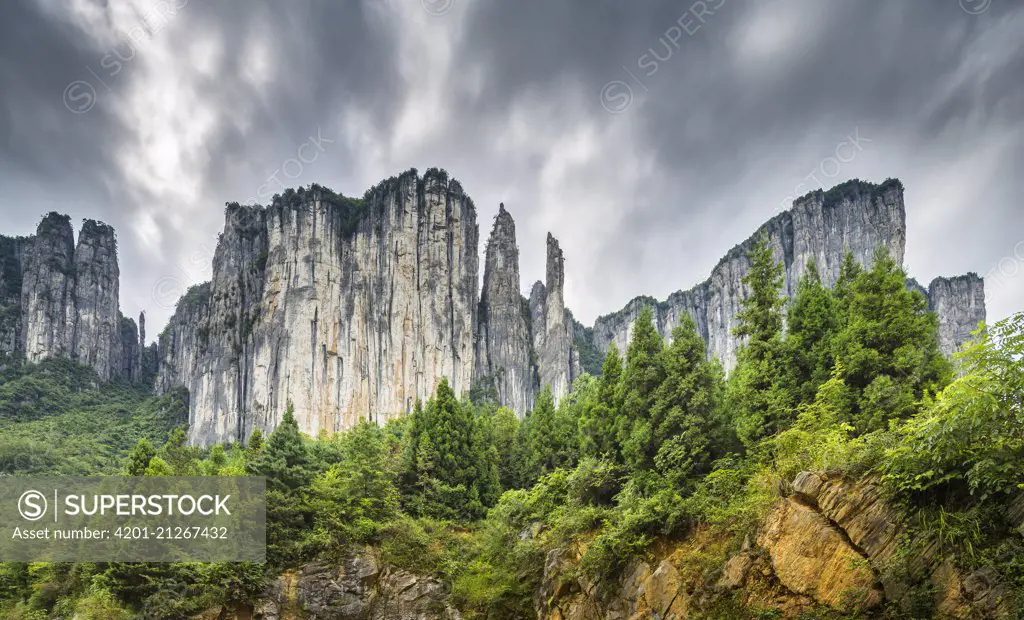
[831,247,952,432]
[0,359,186,474]
[648,316,729,487]
[785,261,840,404]
[401,379,495,520]
[884,314,1024,501]
[579,343,623,460]
[617,307,666,471]
[728,235,793,445]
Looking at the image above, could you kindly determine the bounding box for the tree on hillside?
[249,403,312,492]
[648,316,728,488]
[579,344,623,460]
[124,438,155,476]
[248,403,313,565]
[402,378,492,520]
[785,260,840,405]
[521,386,560,482]
[729,235,793,445]
[833,247,952,432]
[618,307,666,473]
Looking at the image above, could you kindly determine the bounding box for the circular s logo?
[18,490,48,521]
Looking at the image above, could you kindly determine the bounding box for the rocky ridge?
[2,174,986,445]
[591,179,985,371]
[0,213,143,381]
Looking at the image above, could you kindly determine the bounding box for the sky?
[1,0,1022,340]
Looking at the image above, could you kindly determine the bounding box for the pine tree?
[648,316,727,487]
[471,405,503,506]
[833,250,862,317]
[579,344,623,459]
[832,247,952,431]
[402,378,491,519]
[490,407,521,489]
[735,235,785,355]
[618,307,666,472]
[124,438,155,476]
[249,403,312,492]
[522,386,559,481]
[786,260,840,404]
[729,235,793,445]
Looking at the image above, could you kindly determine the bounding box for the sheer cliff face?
[532,234,578,402]
[0,214,137,381]
[591,180,979,370]
[475,204,535,414]
[156,171,480,444]
[927,275,986,357]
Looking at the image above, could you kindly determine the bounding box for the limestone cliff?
[156,170,480,444]
[529,234,579,403]
[0,213,139,381]
[590,179,984,370]
[475,203,535,414]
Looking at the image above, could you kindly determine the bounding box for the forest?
[0,237,1021,618]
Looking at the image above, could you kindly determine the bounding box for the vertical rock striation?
[0,235,27,359]
[20,213,77,366]
[591,179,983,370]
[475,204,535,415]
[156,169,480,444]
[70,220,123,380]
[530,234,578,403]
[926,274,986,357]
[0,214,138,381]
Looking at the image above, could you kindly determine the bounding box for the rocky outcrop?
[927,275,987,357]
[251,550,461,620]
[475,204,536,415]
[0,213,138,381]
[156,171,481,444]
[757,497,883,611]
[590,180,985,371]
[536,471,1016,618]
[0,235,26,360]
[69,220,124,380]
[787,471,1014,618]
[530,234,579,403]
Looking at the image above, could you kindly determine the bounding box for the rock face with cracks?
[0,213,142,381]
[591,179,984,371]
[2,175,984,445]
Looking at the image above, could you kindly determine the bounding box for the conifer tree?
[618,307,666,472]
[832,247,952,431]
[648,316,727,487]
[786,260,840,404]
[249,403,312,492]
[729,235,792,445]
[579,344,623,459]
[522,386,559,481]
[490,407,521,489]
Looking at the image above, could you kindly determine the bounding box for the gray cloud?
[0,0,1021,337]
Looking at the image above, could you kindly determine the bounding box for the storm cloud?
[1,0,1021,335]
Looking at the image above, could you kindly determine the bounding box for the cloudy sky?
[1,0,1021,338]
